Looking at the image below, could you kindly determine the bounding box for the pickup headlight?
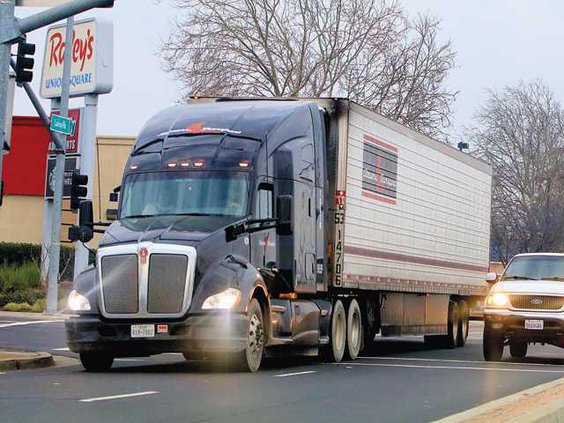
[68,290,91,311]
[486,292,510,308]
[202,287,241,310]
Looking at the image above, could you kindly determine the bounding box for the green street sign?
[50,114,75,136]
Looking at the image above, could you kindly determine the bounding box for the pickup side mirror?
[485,272,498,284]
[106,208,118,221]
[276,195,293,235]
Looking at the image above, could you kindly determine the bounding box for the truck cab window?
[255,186,273,220]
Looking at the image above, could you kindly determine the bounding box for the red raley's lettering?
[47,27,95,72]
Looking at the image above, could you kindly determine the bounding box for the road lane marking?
[115,359,144,362]
[274,370,317,378]
[0,320,64,328]
[79,391,159,402]
[362,356,561,367]
[52,347,70,351]
[335,363,564,373]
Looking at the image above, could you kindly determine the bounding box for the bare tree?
[161,0,456,138]
[467,80,564,263]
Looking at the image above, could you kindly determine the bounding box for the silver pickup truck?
[483,253,564,361]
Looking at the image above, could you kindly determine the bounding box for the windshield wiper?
[503,275,538,280]
[122,214,156,219]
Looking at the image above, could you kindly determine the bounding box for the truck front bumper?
[65,313,249,357]
[484,309,564,346]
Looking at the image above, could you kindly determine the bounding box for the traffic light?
[70,170,88,210]
[15,41,35,84]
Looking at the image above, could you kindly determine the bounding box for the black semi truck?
[66,98,492,372]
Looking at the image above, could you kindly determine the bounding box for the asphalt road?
[0,313,562,423]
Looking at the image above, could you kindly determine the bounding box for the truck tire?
[436,300,460,349]
[509,341,527,358]
[483,325,504,361]
[233,298,265,372]
[79,352,114,372]
[321,299,346,363]
[345,298,363,360]
[456,300,469,347]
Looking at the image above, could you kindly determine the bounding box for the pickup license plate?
[131,324,155,338]
[525,319,544,330]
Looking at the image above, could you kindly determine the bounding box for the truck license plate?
[131,324,155,338]
[525,319,544,330]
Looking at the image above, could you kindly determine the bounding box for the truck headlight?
[68,290,91,311]
[486,293,509,308]
[202,287,241,310]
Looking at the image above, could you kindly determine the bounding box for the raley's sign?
[40,18,113,99]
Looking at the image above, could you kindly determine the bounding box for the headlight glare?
[202,287,241,310]
[68,289,91,311]
[487,292,509,308]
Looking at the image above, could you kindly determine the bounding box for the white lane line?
[52,347,70,351]
[362,356,561,367]
[0,320,64,328]
[79,391,159,403]
[0,372,5,375]
[335,363,564,373]
[115,359,143,362]
[274,370,317,378]
[468,332,483,335]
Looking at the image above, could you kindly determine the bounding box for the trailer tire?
[509,341,527,358]
[456,300,469,347]
[80,353,114,372]
[429,300,460,349]
[232,298,265,372]
[321,299,346,363]
[345,298,363,360]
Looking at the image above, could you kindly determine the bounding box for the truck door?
[250,182,277,271]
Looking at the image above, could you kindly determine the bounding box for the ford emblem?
[530,298,543,305]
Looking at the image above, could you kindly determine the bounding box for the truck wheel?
[321,299,346,363]
[439,300,460,349]
[79,353,114,372]
[233,298,265,372]
[483,325,504,361]
[345,298,363,360]
[509,341,527,358]
[456,300,469,347]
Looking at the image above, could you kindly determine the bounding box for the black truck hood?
[99,215,239,247]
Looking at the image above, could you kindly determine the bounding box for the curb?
[435,377,564,423]
[0,311,72,320]
[0,351,55,371]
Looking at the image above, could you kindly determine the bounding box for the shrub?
[3,302,34,312]
[0,262,41,292]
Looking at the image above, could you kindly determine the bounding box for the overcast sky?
[12,0,564,143]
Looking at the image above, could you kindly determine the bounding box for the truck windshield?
[502,256,564,281]
[121,171,250,219]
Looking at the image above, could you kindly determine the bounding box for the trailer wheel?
[233,298,265,372]
[509,341,527,359]
[483,324,504,361]
[321,299,346,363]
[79,352,114,372]
[427,300,460,349]
[345,298,363,360]
[456,300,469,347]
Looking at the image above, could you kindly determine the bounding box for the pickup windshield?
[120,171,250,219]
[501,256,564,281]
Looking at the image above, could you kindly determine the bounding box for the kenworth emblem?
[139,247,149,265]
[530,298,543,305]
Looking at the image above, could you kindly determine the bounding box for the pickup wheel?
[509,341,528,358]
[345,298,363,360]
[456,300,469,347]
[321,299,346,363]
[233,298,265,372]
[79,353,114,372]
[483,325,504,361]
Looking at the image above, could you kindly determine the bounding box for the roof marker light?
[193,161,204,168]
[167,162,177,168]
[239,161,250,168]
[130,164,138,170]
[180,162,190,168]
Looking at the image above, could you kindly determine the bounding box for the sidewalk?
[437,377,564,423]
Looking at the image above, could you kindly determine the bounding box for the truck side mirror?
[276,195,293,235]
[485,272,498,284]
[106,208,118,221]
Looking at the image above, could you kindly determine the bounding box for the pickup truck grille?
[98,244,196,318]
[509,295,564,311]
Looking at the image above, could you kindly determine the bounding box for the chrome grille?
[510,295,564,311]
[147,254,188,313]
[101,254,139,314]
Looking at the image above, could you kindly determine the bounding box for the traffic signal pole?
[45,16,72,314]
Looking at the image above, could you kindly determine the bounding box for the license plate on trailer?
[524,319,544,330]
[131,324,155,338]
